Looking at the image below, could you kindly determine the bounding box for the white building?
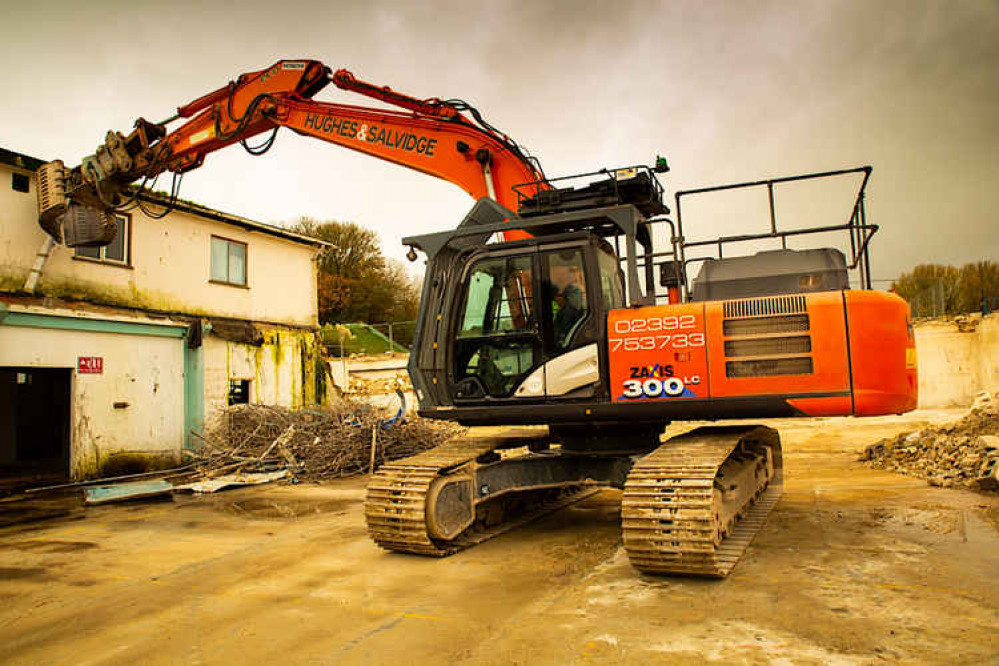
[0,148,329,482]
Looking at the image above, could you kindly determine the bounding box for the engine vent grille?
[724,335,812,357]
[723,295,807,319]
[726,358,814,378]
[723,314,810,337]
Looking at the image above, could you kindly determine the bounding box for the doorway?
[0,367,72,484]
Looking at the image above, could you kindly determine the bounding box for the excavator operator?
[551,263,585,349]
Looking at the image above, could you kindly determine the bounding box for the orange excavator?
[36,59,917,577]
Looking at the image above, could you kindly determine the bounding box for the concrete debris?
[952,314,982,333]
[864,391,999,492]
[349,374,412,395]
[174,470,289,493]
[190,402,462,480]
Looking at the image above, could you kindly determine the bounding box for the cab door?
[516,242,623,400]
[451,250,544,402]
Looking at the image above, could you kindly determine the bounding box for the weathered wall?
[0,314,185,478]
[1,154,327,480]
[203,327,325,426]
[914,315,999,408]
[0,161,319,327]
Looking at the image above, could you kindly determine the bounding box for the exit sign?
[78,356,103,374]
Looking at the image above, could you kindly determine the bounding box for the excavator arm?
[36,59,544,244]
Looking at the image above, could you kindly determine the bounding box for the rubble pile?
[192,402,462,480]
[349,374,413,396]
[864,392,999,492]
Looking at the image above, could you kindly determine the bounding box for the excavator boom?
[36,59,542,245]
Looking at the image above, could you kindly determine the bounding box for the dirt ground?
[1,411,997,665]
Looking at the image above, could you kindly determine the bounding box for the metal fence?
[322,321,417,357]
[907,281,950,319]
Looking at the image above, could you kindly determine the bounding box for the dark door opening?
[0,367,72,485]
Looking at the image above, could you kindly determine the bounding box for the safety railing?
[672,166,877,301]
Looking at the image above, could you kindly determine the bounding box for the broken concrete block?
[864,442,886,461]
[971,391,994,411]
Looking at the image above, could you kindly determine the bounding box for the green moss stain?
[0,271,28,293]
[312,334,324,405]
[271,331,284,365]
[300,337,320,406]
[293,332,323,408]
[2,272,262,323]
[99,451,180,477]
[25,277,188,314]
[235,328,322,409]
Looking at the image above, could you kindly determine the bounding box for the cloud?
[2,0,996,275]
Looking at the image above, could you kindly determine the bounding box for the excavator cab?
[450,235,623,403]
[404,167,665,424]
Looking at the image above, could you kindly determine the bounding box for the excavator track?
[365,434,598,556]
[622,425,783,578]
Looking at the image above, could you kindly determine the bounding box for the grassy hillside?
[322,323,407,356]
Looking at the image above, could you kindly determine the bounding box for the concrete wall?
[0,161,319,327]
[915,315,999,408]
[0,310,186,478]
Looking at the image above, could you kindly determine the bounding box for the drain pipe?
[24,236,56,293]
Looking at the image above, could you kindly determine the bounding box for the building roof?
[0,148,44,172]
[0,147,328,248]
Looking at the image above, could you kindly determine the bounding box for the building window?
[211,236,247,286]
[74,214,130,265]
[12,172,30,193]
[228,380,250,405]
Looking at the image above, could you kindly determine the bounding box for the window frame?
[209,235,249,288]
[72,213,132,268]
[228,379,251,405]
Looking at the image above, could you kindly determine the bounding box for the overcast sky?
[2,0,996,283]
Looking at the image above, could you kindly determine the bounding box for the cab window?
[458,255,534,337]
[454,255,538,398]
[597,247,625,311]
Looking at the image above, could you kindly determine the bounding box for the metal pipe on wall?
[23,236,56,293]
